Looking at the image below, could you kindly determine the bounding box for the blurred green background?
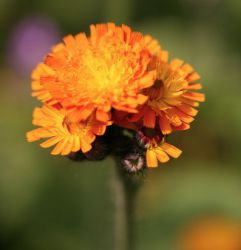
[1,0,241,249]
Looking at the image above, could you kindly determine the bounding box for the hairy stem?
[112,164,142,250]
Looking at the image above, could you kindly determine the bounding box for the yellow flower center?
[63,42,144,106]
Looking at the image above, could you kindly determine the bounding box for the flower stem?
[112,163,142,250]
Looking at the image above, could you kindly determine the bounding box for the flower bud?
[121,152,145,173]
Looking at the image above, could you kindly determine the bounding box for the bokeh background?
[1,0,241,249]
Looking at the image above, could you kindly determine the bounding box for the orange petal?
[75,32,89,48]
[51,138,68,155]
[171,59,184,69]
[173,108,194,123]
[40,136,62,148]
[80,137,92,153]
[178,104,198,116]
[45,55,64,69]
[155,148,170,163]
[128,106,147,122]
[162,143,182,158]
[72,136,81,152]
[182,92,205,102]
[91,123,106,135]
[159,114,172,135]
[181,97,200,107]
[85,131,95,144]
[160,50,169,62]
[143,35,161,55]
[31,81,42,90]
[63,35,77,52]
[137,94,148,104]
[172,123,190,131]
[166,110,182,127]
[137,71,156,89]
[186,72,200,82]
[61,136,74,155]
[181,63,194,75]
[143,109,156,128]
[26,129,40,142]
[90,24,97,44]
[26,128,52,142]
[146,149,158,168]
[68,106,94,122]
[185,83,202,90]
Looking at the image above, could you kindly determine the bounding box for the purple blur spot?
[7,15,60,76]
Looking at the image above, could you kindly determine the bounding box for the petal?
[128,106,147,122]
[61,136,74,155]
[51,138,68,155]
[146,149,158,168]
[91,123,107,136]
[80,137,92,153]
[72,136,81,152]
[180,97,200,107]
[181,63,194,76]
[63,35,77,52]
[68,106,94,122]
[40,136,62,148]
[185,83,202,90]
[170,59,184,69]
[159,114,172,135]
[172,123,190,131]
[182,92,205,102]
[173,108,194,123]
[162,143,182,158]
[26,128,52,142]
[136,94,148,104]
[177,104,198,116]
[186,72,200,82]
[166,110,182,126]
[143,109,156,128]
[155,148,170,163]
[96,110,110,122]
[160,50,169,62]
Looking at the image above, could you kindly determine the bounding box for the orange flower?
[26,105,109,155]
[146,141,182,168]
[32,23,159,123]
[129,52,205,134]
[27,22,205,167]
[179,218,241,250]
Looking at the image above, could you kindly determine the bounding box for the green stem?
[112,163,141,250]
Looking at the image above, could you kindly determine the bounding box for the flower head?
[27,22,205,169]
[32,23,159,123]
[26,105,109,155]
[128,53,205,134]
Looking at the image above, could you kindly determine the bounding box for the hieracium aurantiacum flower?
[27,23,205,170]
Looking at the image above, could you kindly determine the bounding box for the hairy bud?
[121,152,145,173]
